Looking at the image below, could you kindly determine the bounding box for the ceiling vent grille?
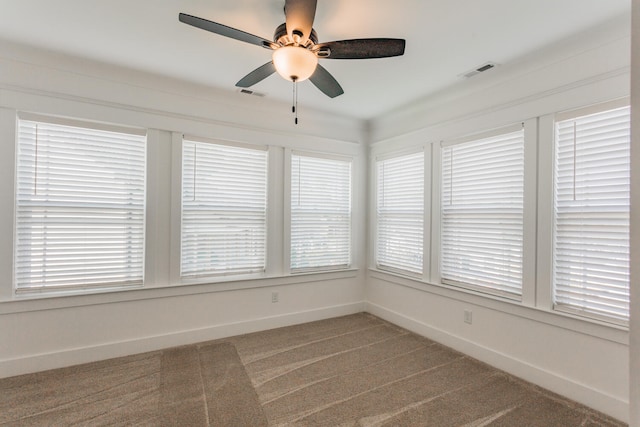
[460,62,498,79]
[237,88,266,97]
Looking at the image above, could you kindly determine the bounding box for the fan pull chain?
[34,124,39,196]
[292,78,299,125]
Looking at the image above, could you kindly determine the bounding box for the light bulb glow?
[272,46,318,82]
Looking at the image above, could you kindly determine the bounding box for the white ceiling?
[0,0,631,120]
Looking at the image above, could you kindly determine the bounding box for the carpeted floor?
[0,313,626,426]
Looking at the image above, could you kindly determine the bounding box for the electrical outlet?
[271,292,279,303]
[464,310,473,324]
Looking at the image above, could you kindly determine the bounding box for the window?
[181,139,267,277]
[376,151,424,275]
[290,153,352,272]
[15,117,146,293]
[441,128,524,299]
[553,105,631,323]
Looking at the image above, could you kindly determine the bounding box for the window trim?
[369,102,629,330]
[438,124,526,300]
[178,135,269,279]
[374,148,426,277]
[1,99,363,304]
[17,112,147,137]
[550,98,631,326]
[431,121,538,304]
[440,123,524,148]
[554,98,630,123]
[13,113,148,296]
[284,148,354,274]
[368,268,628,344]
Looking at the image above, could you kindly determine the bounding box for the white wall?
[0,40,368,378]
[370,15,630,143]
[367,15,631,423]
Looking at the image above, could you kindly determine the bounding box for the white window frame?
[374,148,427,278]
[13,113,148,296]
[176,135,269,280]
[370,101,629,335]
[437,124,529,300]
[0,107,357,305]
[549,99,631,325]
[372,122,537,303]
[284,149,353,274]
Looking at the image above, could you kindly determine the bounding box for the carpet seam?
[275,356,466,425]
[259,343,436,405]
[244,323,394,365]
[195,348,211,427]
[252,331,412,387]
[364,374,503,427]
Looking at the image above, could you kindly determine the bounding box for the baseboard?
[365,302,629,424]
[0,301,366,379]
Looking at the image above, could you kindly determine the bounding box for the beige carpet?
[0,313,625,426]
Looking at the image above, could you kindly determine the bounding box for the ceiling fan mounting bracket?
[273,23,318,48]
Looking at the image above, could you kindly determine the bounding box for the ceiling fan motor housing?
[274,23,318,47]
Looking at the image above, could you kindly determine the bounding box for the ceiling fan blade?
[309,64,344,98]
[179,13,275,50]
[284,0,317,44]
[236,62,277,88]
[316,38,406,59]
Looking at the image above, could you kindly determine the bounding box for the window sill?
[368,268,628,345]
[0,268,359,315]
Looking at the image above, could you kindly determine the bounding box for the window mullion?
[423,143,434,283]
[144,129,172,287]
[169,132,183,284]
[267,146,285,276]
[521,118,539,307]
[430,143,442,284]
[536,114,556,310]
[0,108,17,300]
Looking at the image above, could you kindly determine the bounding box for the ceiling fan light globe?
[272,46,318,82]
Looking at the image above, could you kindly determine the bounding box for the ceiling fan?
[179,0,405,121]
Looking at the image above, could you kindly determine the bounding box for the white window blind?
[553,106,630,323]
[181,139,267,277]
[376,151,424,275]
[15,119,146,293]
[290,153,352,272]
[441,129,524,299]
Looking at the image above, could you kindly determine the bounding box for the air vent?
[460,62,498,79]
[237,88,266,97]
